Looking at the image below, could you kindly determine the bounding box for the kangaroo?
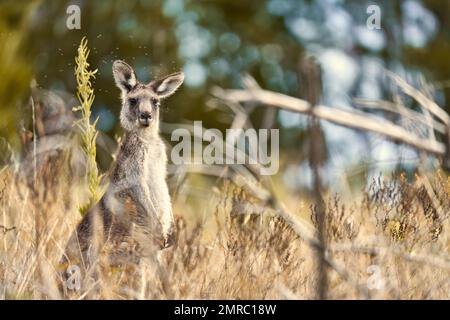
[62,60,184,272]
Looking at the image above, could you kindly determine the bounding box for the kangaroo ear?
[149,72,184,99]
[113,60,137,93]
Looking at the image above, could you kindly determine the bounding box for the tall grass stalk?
[73,37,104,215]
[30,96,37,184]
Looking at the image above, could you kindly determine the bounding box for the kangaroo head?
[112,60,184,132]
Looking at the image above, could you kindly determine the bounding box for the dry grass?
[2,148,450,299]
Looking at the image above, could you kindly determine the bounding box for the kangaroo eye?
[151,98,159,107]
[129,98,138,107]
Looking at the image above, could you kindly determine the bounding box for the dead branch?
[386,71,450,127]
[299,57,328,300]
[353,98,447,135]
[212,86,446,156]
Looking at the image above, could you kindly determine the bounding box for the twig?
[353,98,447,135]
[386,71,450,126]
[432,80,450,90]
[0,224,16,234]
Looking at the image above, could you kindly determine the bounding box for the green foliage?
[0,1,38,148]
[73,37,105,216]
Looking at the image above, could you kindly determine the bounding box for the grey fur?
[62,60,184,269]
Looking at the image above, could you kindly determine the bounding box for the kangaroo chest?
[111,135,167,201]
[141,143,166,186]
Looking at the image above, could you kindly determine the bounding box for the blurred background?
[0,0,449,196]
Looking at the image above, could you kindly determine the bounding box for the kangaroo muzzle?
[138,111,152,127]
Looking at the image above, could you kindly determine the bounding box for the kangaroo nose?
[139,112,152,126]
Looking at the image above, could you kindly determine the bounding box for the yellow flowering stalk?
[73,37,104,216]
